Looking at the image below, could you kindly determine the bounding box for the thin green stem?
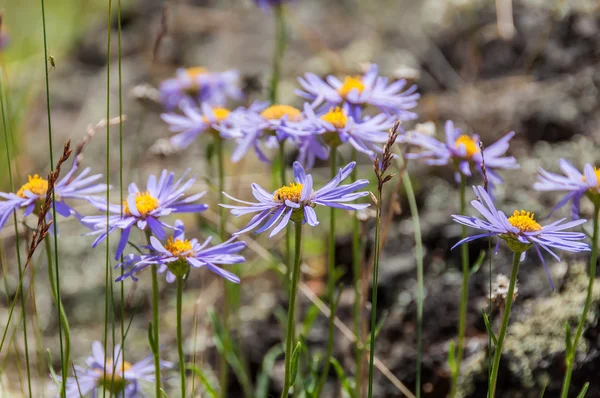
[145,230,162,397]
[117,0,126,376]
[215,135,231,397]
[103,2,112,396]
[560,203,600,398]
[488,251,521,397]
[0,62,32,397]
[451,172,470,397]
[268,4,287,104]
[351,150,363,394]
[403,171,423,398]
[314,148,338,397]
[281,222,303,398]
[44,237,71,397]
[40,0,67,394]
[177,275,186,398]
[367,178,383,398]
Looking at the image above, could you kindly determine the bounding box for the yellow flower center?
[273,182,304,203]
[185,67,208,80]
[164,236,193,257]
[95,359,133,393]
[581,167,600,187]
[455,135,480,158]
[17,174,49,198]
[123,191,159,217]
[202,108,230,124]
[508,210,542,233]
[338,76,365,98]
[320,107,348,130]
[260,105,302,121]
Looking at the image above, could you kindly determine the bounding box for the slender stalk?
[451,172,470,397]
[177,275,187,398]
[367,173,384,398]
[268,4,287,104]
[0,63,32,397]
[117,0,126,376]
[313,148,338,397]
[281,222,303,398]
[351,149,363,393]
[103,2,113,396]
[488,251,521,397]
[145,230,162,397]
[44,237,71,397]
[40,0,68,394]
[560,203,600,398]
[215,135,231,397]
[402,171,423,398]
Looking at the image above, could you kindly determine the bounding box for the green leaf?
[290,341,302,387]
[208,308,254,397]
[47,349,59,384]
[187,364,219,398]
[302,304,320,337]
[147,322,157,354]
[470,250,487,275]
[448,341,457,375]
[330,357,357,398]
[255,345,283,398]
[482,309,498,346]
[576,382,589,398]
[565,322,573,355]
[364,310,388,346]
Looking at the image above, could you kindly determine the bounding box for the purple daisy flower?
[534,159,600,219]
[285,103,393,165]
[0,156,107,231]
[159,67,243,111]
[57,340,171,398]
[296,64,419,119]
[160,103,244,150]
[405,120,519,186]
[82,169,208,260]
[117,220,246,283]
[452,186,590,289]
[221,161,369,236]
[218,103,311,163]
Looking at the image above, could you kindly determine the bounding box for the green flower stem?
[488,251,521,397]
[450,172,470,397]
[0,63,32,396]
[215,135,232,397]
[351,149,363,393]
[44,237,71,397]
[145,230,162,397]
[402,170,423,398]
[281,221,303,398]
[314,148,338,397]
[367,172,383,398]
[560,203,600,398]
[268,4,287,104]
[177,275,186,398]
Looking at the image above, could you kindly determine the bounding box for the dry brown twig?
[23,140,72,271]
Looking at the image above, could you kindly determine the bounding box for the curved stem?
[451,172,470,397]
[488,251,521,397]
[177,275,186,398]
[145,230,161,397]
[351,149,363,394]
[281,222,303,398]
[313,149,338,397]
[367,173,383,398]
[44,237,71,397]
[403,171,423,398]
[560,203,599,398]
[268,4,286,104]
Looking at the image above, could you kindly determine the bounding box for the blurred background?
[2,0,600,397]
